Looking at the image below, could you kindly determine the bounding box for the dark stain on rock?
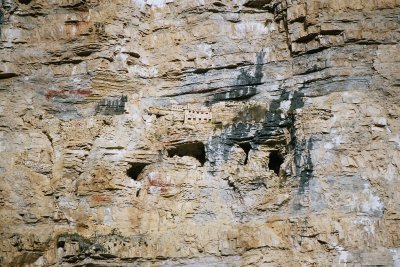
[295,138,314,194]
[57,233,93,254]
[236,51,264,86]
[211,51,265,103]
[212,87,258,102]
[207,112,290,166]
[208,85,313,193]
[206,135,232,165]
[269,92,290,111]
[253,111,291,146]
[277,91,312,193]
[0,8,3,38]
[233,103,267,123]
[289,91,305,111]
[268,90,305,113]
[264,89,313,192]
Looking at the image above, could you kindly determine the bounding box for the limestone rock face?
[0,0,399,266]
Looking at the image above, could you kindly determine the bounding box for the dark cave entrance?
[126,163,149,181]
[238,142,252,165]
[268,151,284,175]
[18,0,32,4]
[167,141,206,166]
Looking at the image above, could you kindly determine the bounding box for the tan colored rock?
[0,0,399,266]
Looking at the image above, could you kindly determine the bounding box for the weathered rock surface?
[0,0,399,266]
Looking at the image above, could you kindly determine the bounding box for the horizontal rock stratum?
[0,0,399,266]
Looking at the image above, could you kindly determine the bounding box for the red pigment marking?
[75,89,92,95]
[64,21,90,35]
[91,195,111,202]
[149,178,169,187]
[46,89,93,100]
[46,90,67,100]
[160,187,169,194]
[148,177,171,194]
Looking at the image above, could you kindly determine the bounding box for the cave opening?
[268,150,284,175]
[238,142,252,165]
[18,0,32,4]
[126,163,149,181]
[57,237,65,248]
[167,141,206,166]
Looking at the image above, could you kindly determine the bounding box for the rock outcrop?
[0,0,399,266]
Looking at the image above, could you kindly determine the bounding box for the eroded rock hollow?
[0,0,399,266]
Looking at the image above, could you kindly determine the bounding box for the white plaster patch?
[385,163,397,181]
[143,114,155,124]
[129,104,143,122]
[34,256,45,266]
[389,134,400,148]
[372,117,387,127]
[148,172,159,180]
[148,0,174,7]
[360,184,384,215]
[104,207,113,225]
[324,142,334,149]
[78,198,90,209]
[339,250,349,263]
[336,246,350,263]
[333,135,344,145]
[128,65,158,78]
[279,100,291,112]
[0,132,5,153]
[116,53,129,69]
[71,66,78,76]
[132,0,145,8]
[275,73,285,80]
[72,77,81,83]
[1,27,22,46]
[207,136,226,163]
[55,149,63,161]
[70,25,77,36]
[133,0,173,8]
[257,47,274,64]
[129,179,142,189]
[86,118,96,128]
[353,216,375,235]
[196,43,213,58]
[58,196,79,210]
[57,247,64,259]
[234,22,270,37]
[390,248,400,267]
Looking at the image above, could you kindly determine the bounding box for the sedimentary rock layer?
[0,0,399,266]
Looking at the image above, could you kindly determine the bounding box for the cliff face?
[0,0,399,266]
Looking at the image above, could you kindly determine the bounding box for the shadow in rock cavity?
[268,150,284,175]
[127,163,149,181]
[238,142,252,165]
[167,142,206,166]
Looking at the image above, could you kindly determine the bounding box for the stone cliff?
[0,0,399,266]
